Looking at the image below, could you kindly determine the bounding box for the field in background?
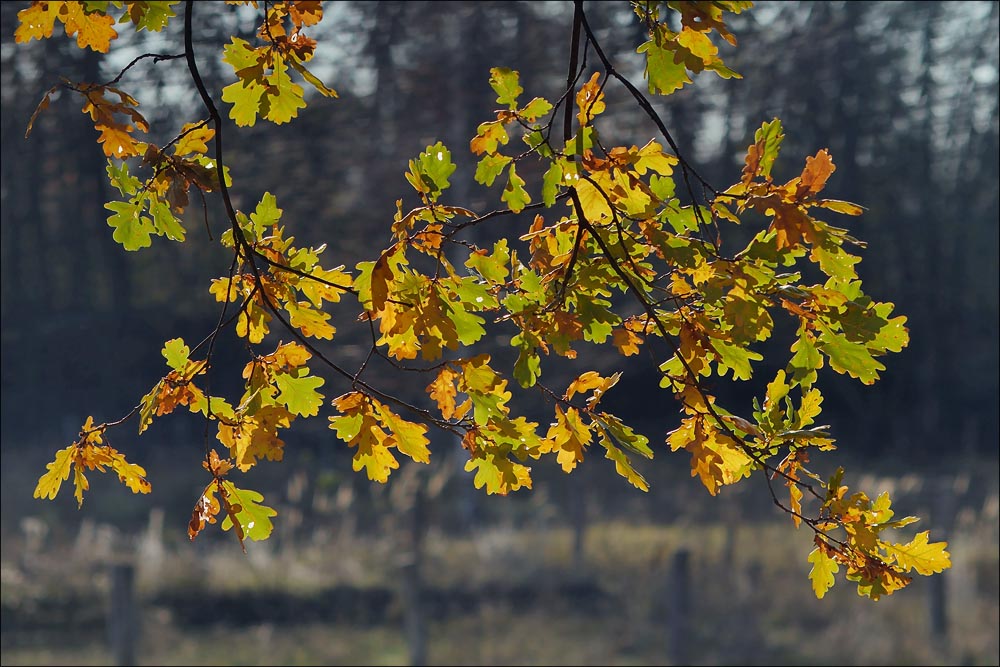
[1,452,997,666]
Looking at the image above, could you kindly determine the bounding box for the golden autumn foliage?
[19,0,948,600]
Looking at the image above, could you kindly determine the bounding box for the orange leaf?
[798,149,835,199]
[612,328,642,356]
[427,366,459,419]
[15,2,59,44]
[188,482,221,541]
[575,72,606,127]
[62,2,118,53]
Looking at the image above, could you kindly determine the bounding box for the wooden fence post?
[928,474,958,654]
[392,464,428,667]
[666,548,691,664]
[108,561,138,666]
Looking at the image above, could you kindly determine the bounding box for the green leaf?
[475,154,512,187]
[273,368,325,417]
[542,161,563,206]
[502,163,530,213]
[263,58,306,124]
[787,329,823,388]
[129,1,179,32]
[221,481,277,542]
[251,192,282,233]
[596,424,648,492]
[328,412,363,442]
[711,339,762,380]
[871,304,908,353]
[512,333,542,388]
[445,300,487,346]
[811,243,860,280]
[289,57,338,98]
[464,453,529,495]
[221,79,265,127]
[223,37,260,74]
[576,298,619,344]
[407,142,457,198]
[150,199,185,241]
[638,40,692,95]
[105,199,154,251]
[489,67,522,109]
[162,338,190,371]
[665,205,705,234]
[423,142,457,192]
[107,160,139,196]
[465,239,510,283]
[753,118,784,180]
[599,413,653,458]
[818,329,885,385]
[705,60,741,79]
[519,96,552,121]
[817,199,865,216]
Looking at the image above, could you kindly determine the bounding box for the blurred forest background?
[1,1,998,665]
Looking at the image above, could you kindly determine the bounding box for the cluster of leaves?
[17,0,949,598]
[34,416,150,509]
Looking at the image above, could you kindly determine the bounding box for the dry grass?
[2,506,997,666]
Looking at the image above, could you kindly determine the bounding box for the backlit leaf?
[807,545,839,599]
[638,40,691,95]
[489,67,522,109]
[220,481,277,545]
[883,532,951,576]
[502,163,530,213]
[162,338,190,371]
[105,200,154,251]
[33,445,75,502]
[273,368,325,417]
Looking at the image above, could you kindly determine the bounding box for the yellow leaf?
[543,405,592,473]
[173,122,215,156]
[378,404,431,464]
[95,123,141,158]
[209,275,246,303]
[807,545,839,599]
[286,300,336,339]
[269,341,312,371]
[789,483,803,528]
[329,392,402,483]
[797,388,823,427]
[352,432,398,483]
[573,170,614,223]
[33,445,76,501]
[62,2,118,52]
[105,448,152,495]
[465,453,532,495]
[73,460,90,508]
[883,531,951,575]
[633,139,676,176]
[676,26,718,64]
[297,266,352,306]
[15,2,59,44]
[565,371,620,409]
